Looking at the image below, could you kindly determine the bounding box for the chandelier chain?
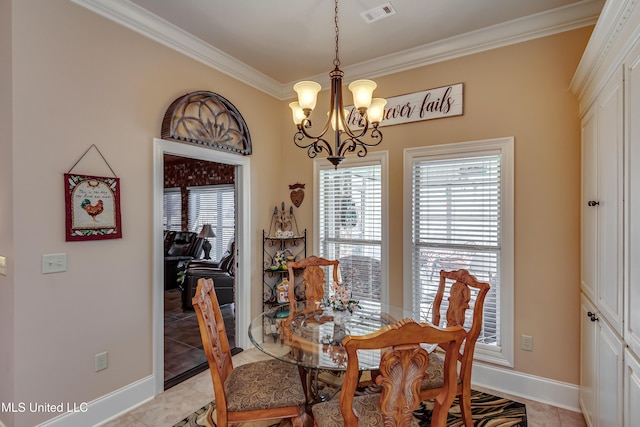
[334,0,340,68]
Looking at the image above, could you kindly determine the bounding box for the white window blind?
[318,161,383,303]
[163,188,182,231]
[411,153,500,346]
[406,137,514,369]
[187,185,235,261]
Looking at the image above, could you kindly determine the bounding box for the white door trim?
[152,138,251,395]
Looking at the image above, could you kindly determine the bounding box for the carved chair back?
[287,255,340,312]
[421,269,491,426]
[340,318,466,427]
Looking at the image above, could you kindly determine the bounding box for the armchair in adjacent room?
[182,238,235,310]
[164,231,204,290]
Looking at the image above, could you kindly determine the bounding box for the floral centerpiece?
[321,282,361,314]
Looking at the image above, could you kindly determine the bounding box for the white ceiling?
[72,0,604,98]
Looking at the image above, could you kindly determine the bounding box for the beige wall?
[282,27,591,383]
[0,0,15,425]
[3,0,590,424]
[8,1,281,426]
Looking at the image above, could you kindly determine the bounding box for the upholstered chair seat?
[422,352,446,389]
[313,393,420,427]
[224,358,306,412]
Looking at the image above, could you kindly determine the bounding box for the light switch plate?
[42,253,67,274]
[0,256,6,276]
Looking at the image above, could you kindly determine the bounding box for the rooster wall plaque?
[64,173,122,241]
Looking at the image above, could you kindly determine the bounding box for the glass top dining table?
[248,300,433,372]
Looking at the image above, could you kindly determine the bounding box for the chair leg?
[430,402,448,427]
[460,389,473,427]
[295,411,314,427]
[298,365,310,402]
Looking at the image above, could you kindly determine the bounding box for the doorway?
[162,154,238,389]
[153,138,251,395]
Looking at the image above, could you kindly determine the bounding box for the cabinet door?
[580,295,597,427]
[581,106,597,302]
[625,41,640,357]
[624,349,640,427]
[596,69,624,335]
[596,316,624,427]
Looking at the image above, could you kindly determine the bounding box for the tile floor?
[102,348,587,427]
[164,289,237,389]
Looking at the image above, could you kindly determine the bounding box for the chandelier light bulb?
[293,81,322,111]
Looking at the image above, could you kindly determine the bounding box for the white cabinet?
[624,349,640,427]
[580,296,597,427]
[625,40,640,359]
[579,69,625,427]
[580,295,624,427]
[581,67,624,335]
[576,3,640,426]
[596,316,624,427]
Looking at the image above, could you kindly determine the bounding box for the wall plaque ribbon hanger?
[64,144,122,241]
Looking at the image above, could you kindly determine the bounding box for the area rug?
[173,389,527,426]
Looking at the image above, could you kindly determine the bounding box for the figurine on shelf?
[270,202,301,238]
[277,278,290,303]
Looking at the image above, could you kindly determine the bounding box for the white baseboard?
[472,362,581,412]
[36,375,155,427]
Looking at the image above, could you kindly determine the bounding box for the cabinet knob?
[587,201,600,207]
[587,311,599,322]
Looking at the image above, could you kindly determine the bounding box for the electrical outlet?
[0,256,6,276]
[95,352,108,372]
[521,335,534,351]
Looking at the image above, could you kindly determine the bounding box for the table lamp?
[198,224,216,260]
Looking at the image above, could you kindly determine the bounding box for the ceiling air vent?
[361,2,396,24]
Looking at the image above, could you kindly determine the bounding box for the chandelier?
[289,0,387,168]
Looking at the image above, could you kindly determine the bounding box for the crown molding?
[71,0,603,101]
[570,0,640,108]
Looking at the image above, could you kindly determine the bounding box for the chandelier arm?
[337,131,383,159]
[293,130,334,158]
[341,117,370,140]
[295,118,334,156]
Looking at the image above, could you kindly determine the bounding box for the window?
[163,188,182,231]
[187,185,235,261]
[404,138,514,367]
[315,153,388,307]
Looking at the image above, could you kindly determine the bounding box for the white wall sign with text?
[346,83,464,129]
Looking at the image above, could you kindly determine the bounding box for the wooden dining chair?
[287,255,340,312]
[192,278,307,427]
[311,318,466,427]
[419,269,491,427]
